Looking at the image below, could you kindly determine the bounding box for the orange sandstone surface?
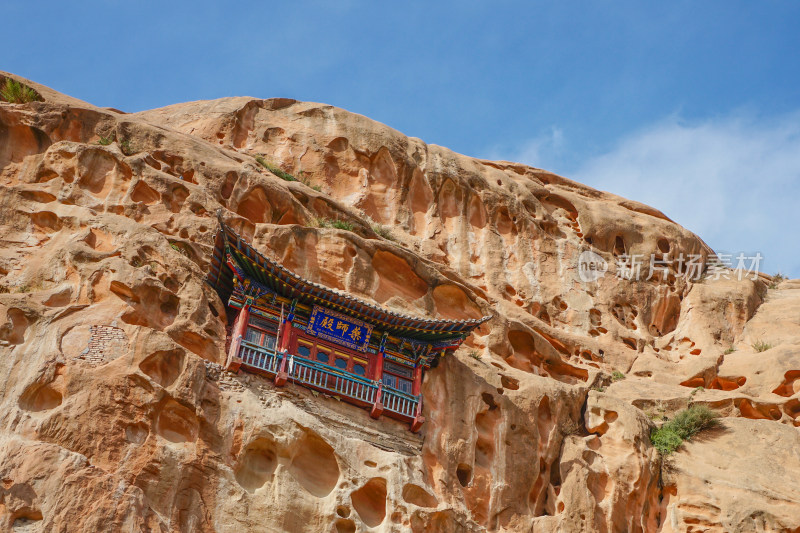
[1,72,799,532]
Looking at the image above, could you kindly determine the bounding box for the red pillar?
[274,319,293,386]
[225,304,250,372]
[370,351,385,419]
[410,363,425,432]
[412,364,423,395]
[278,320,293,352]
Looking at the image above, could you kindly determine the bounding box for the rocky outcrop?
[1,72,799,532]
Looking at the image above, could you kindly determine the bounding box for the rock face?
[1,71,799,532]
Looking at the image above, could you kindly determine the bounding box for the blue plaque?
[307,305,374,352]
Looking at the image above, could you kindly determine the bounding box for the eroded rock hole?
[351,477,387,528]
[481,392,498,410]
[235,438,278,493]
[288,431,340,497]
[456,464,472,487]
[500,375,519,390]
[139,349,184,388]
[131,180,160,204]
[154,399,198,443]
[622,338,637,350]
[335,519,356,533]
[236,187,271,224]
[402,483,438,508]
[613,235,626,256]
[11,510,43,531]
[125,422,149,444]
[773,370,800,397]
[19,382,62,412]
[1,308,30,345]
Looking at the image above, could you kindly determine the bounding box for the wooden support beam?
[225,303,250,372]
[409,360,425,431]
[274,305,294,386]
[370,381,384,419]
[370,336,387,419]
[410,409,425,433]
[412,362,423,396]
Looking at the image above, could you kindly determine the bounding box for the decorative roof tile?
[208,216,491,341]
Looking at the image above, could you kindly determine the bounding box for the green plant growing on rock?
[372,223,395,240]
[769,272,786,289]
[0,78,41,103]
[314,217,354,232]
[724,347,736,355]
[611,370,626,382]
[468,349,482,360]
[97,134,115,146]
[752,340,773,353]
[170,243,190,258]
[690,386,705,399]
[650,405,720,455]
[255,156,296,181]
[296,171,322,191]
[313,217,331,228]
[645,401,668,422]
[331,219,354,231]
[119,139,134,155]
[361,214,396,241]
[255,157,323,191]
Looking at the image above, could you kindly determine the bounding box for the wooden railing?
[381,385,419,418]
[239,340,281,373]
[288,356,378,405]
[236,341,419,422]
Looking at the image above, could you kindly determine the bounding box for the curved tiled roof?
[208,217,491,341]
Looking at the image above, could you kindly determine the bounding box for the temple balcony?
[235,338,421,425]
[210,217,490,433]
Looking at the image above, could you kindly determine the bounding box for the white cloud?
[501,112,800,277]
[488,127,566,172]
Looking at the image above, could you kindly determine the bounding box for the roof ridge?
[215,213,492,330]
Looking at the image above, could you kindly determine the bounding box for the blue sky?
[6,1,800,276]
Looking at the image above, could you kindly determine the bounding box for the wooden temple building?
[208,218,489,431]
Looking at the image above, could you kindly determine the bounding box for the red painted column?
[410,363,425,432]
[278,320,293,352]
[412,364,423,395]
[274,319,293,386]
[225,303,250,372]
[370,350,385,419]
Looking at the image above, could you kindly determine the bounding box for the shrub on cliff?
[255,156,322,191]
[770,272,787,288]
[752,340,773,353]
[255,156,296,181]
[651,405,720,455]
[313,217,354,231]
[0,78,41,103]
[362,214,396,241]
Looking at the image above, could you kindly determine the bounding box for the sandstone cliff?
[1,72,799,532]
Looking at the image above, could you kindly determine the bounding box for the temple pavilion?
[208,218,490,431]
